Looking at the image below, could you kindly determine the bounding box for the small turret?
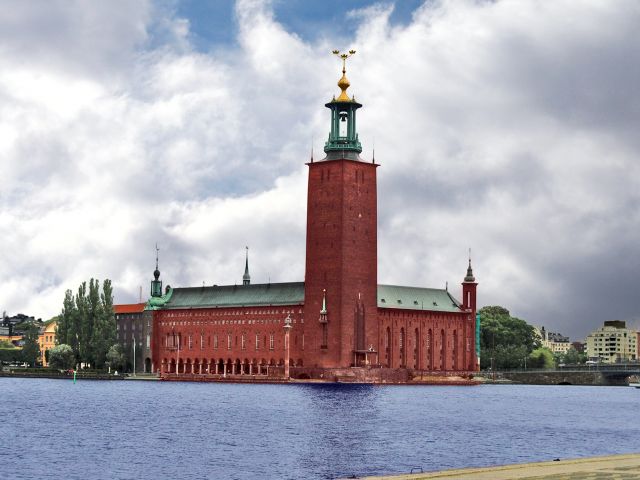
[151,244,163,297]
[461,250,477,312]
[464,258,475,283]
[324,49,362,159]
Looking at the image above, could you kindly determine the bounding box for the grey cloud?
[1,0,639,343]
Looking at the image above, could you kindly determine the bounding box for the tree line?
[53,279,116,369]
[479,305,585,370]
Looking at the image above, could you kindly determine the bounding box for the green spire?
[464,249,476,283]
[151,243,163,297]
[243,246,251,286]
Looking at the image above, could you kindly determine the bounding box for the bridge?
[487,363,640,386]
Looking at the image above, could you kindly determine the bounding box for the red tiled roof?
[114,303,146,314]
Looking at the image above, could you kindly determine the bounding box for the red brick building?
[149,57,478,381]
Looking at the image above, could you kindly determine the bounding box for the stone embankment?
[481,369,636,386]
[348,453,640,479]
[0,370,124,380]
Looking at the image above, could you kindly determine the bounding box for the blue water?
[1,379,638,479]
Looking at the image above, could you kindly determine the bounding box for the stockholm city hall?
[147,52,479,382]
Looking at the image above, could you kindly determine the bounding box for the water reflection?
[2,379,639,480]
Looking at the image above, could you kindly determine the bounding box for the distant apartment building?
[535,326,571,354]
[114,303,147,373]
[586,321,637,363]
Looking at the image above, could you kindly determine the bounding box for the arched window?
[385,327,391,367]
[452,329,458,370]
[440,329,446,370]
[400,328,406,367]
[414,328,419,369]
[426,329,433,370]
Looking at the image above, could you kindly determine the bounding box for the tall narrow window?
[339,112,347,137]
[440,329,446,370]
[321,324,328,348]
[188,334,193,350]
[227,333,232,350]
[200,333,204,350]
[400,328,406,367]
[213,334,218,349]
[452,329,458,370]
[414,328,419,369]
[385,327,391,367]
[241,334,246,350]
[269,334,274,350]
[426,329,433,370]
[255,334,260,350]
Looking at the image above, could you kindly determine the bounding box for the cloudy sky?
[1,0,638,339]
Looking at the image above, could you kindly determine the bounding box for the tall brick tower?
[304,51,379,368]
[462,255,478,371]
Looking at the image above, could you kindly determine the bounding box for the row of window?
[162,309,303,318]
[160,318,303,328]
[165,333,298,352]
[116,323,142,331]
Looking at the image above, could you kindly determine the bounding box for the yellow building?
[586,320,638,363]
[534,326,572,354]
[38,320,57,366]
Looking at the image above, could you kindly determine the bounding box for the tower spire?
[155,243,159,275]
[332,49,355,102]
[464,248,475,282]
[151,243,163,297]
[243,246,251,285]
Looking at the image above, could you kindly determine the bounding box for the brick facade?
[304,159,379,368]
[150,71,478,381]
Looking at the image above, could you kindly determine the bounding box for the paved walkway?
[351,454,640,480]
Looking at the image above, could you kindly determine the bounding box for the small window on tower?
[339,111,348,137]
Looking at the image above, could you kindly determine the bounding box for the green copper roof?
[161,282,305,309]
[377,285,462,312]
[149,282,463,313]
[145,288,173,310]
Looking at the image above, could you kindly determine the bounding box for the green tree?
[49,344,76,370]
[90,279,115,369]
[56,289,79,360]
[106,344,126,371]
[479,306,541,370]
[56,279,116,369]
[528,347,555,369]
[561,347,587,365]
[22,324,41,367]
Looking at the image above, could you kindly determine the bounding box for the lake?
[1,378,638,479]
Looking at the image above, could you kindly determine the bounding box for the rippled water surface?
[1,378,639,479]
